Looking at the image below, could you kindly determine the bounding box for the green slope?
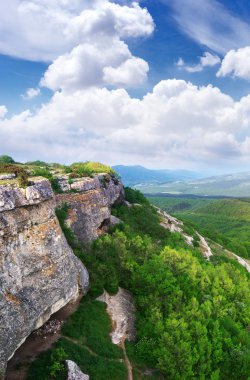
[149,196,250,258]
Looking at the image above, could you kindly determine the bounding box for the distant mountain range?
[133,171,250,197]
[112,165,199,186]
[113,166,250,197]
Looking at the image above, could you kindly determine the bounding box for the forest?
[28,189,250,380]
[149,195,250,259]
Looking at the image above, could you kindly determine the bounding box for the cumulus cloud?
[21,87,41,100]
[1,1,250,172]
[41,41,149,91]
[1,79,250,170]
[177,52,220,73]
[0,1,153,61]
[217,46,250,80]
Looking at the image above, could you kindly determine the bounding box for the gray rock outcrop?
[66,360,89,380]
[0,179,89,376]
[56,174,124,243]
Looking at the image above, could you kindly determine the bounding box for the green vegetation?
[28,189,250,380]
[0,163,29,187]
[69,161,117,177]
[27,300,126,380]
[149,196,250,259]
[30,166,62,193]
[148,195,214,213]
[124,186,150,205]
[25,160,48,166]
[0,155,15,164]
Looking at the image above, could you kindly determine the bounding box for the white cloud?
[177,52,220,73]
[21,87,41,100]
[1,79,250,171]
[1,1,250,173]
[103,57,149,87]
[164,0,250,54]
[41,41,149,91]
[0,106,7,118]
[217,46,250,80]
[0,0,153,62]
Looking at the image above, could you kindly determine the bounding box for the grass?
[27,298,126,380]
[62,299,123,359]
[70,162,116,177]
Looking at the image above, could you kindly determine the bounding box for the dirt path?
[121,340,133,380]
[97,288,136,380]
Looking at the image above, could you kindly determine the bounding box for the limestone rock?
[66,360,89,380]
[0,174,16,180]
[0,180,89,375]
[56,175,124,243]
[70,177,100,192]
[0,179,53,212]
[97,288,136,345]
[110,215,122,227]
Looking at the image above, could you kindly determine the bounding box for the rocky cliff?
[0,173,124,376]
[56,174,124,243]
[0,179,89,376]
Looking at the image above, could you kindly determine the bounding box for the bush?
[0,155,15,164]
[25,160,48,166]
[70,161,116,177]
[124,187,149,205]
[0,163,29,187]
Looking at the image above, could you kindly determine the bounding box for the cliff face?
[0,179,89,375]
[0,173,124,375]
[56,174,124,243]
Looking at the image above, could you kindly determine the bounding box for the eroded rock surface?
[97,288,136,345]
[0,179,89,376]
[56,174,124,243]
[66,360,89,380]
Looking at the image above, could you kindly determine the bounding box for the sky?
[1,0,250,174]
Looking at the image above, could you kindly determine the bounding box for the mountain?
[2,161,250,380]
[112,165,199,186]
[135,171,250,197]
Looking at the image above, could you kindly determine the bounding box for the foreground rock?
[97,288,135,380]
[56,174,124,243]
[97,288,136,345]
[66,360,89,380]
[0,179,89,376]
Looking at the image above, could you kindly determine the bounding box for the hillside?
[26,187,250,380]
[149,195,250,259]
[1,160,249,380]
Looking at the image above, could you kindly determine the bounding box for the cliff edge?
[0,171,124,377]
[0,179,89,376]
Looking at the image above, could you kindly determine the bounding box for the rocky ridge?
[0,174,124,377]
[56,174,124,242]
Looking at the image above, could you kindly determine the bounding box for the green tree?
[0,155,15,163]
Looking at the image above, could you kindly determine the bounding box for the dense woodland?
[28,188,250,380]
[149,195,250,259]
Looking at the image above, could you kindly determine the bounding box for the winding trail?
[97,288,136,380]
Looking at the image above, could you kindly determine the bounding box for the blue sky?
[1,0,250,173]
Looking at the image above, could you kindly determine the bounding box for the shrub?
[25,160,48,166]
[124,187,149,205]
[70,161,116,177]
[0,163,29,187]
[0,155,15,164]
